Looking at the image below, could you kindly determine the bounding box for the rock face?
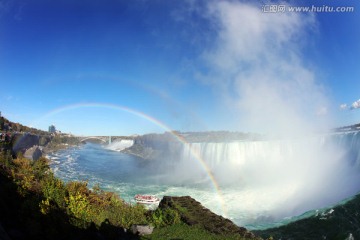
[123,133,183,160]
[11,133,51,157]
[130,224,154,235]
[158,196,260,239]
[12,133,40,153]
[24,145,42,161]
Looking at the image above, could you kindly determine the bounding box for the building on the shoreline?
[48,125,56,133]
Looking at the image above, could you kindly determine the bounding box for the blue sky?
[0,0,359,136]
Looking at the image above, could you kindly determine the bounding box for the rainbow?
[36,102,228,217]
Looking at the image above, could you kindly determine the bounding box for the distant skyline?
[0,0,359,136]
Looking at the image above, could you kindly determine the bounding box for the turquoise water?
[47,142,224,214]
[47,137,360,230]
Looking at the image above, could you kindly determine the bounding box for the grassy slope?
[143,223,255,240]
[154,196,262,240]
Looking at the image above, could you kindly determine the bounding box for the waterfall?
[181,131,360,174]
[175,131,360,222]
[106,139,134,152]
[329,131,360,167]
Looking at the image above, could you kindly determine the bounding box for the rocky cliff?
[123,133,183,160]
[24,145,42,161]
[12,133,40,153]
[10,133,53,160]
[158,196,261,239]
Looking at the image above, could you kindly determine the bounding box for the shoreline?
[42,143,80,155]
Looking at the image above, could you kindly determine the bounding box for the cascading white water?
[106,139,134,151]
[176,131,360,226]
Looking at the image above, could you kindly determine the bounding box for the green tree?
[0,117,4,130]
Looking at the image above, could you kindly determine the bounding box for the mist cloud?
[202,1,330,135]
[188,0,358,223]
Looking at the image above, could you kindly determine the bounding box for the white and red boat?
[134,194,160,205]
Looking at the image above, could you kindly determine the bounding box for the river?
[47,131,360,230]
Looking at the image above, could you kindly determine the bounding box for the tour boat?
[134,194,160,205]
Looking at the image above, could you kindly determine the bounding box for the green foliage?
[41,173,67,208]
[64,181,149,228]
[150,207,181,228]
[66,191,92,222]
[11,157,36,195]
[39,198,51,215]
[66,181,90,196]
[8,156,53,196]
[0,117,4,130]
[143,223,250,240]
[32,157,50,179]
[99,201,144,229]
[0,150,13,168]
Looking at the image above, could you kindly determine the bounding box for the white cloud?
[351,99,360,110]
[202,1,329,135]
[340,103,348,110]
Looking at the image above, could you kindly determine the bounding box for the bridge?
[78,136,110,144]
[77,136,136,144]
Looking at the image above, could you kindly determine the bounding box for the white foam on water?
[106,139,134,152]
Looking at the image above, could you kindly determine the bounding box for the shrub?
[66,191,92,222]
[0,150,12,168]
[150,207,181,228]
[32,157,50,180]
[11,157,36,194]
[96,193,146,228]
[1,152,152,235]
[66,181,90,197]
[64,180,149,228]
[41,173,67,209]
[39,198,51,215]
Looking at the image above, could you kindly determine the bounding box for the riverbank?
[43,143,79,154]
[0,151,261,240]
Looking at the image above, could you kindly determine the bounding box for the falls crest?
[183,132,360,167]
[175,131,360,222]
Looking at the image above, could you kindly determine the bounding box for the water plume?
[203,1,329,136]
[175,1,360,226]
[168,132,360,227]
